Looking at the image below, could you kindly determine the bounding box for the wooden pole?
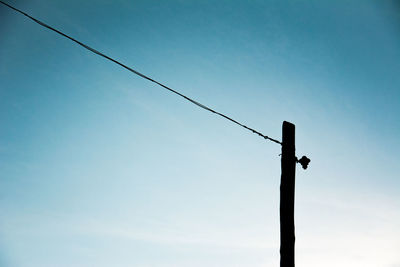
[280,121,296,267]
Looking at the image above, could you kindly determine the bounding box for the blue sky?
[1,0,399,266]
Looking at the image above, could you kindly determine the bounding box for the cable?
[0,0,282,145]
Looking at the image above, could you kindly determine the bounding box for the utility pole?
[280,121,310,267]
[280,121,296,267]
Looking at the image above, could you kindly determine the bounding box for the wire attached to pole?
[0,0,282,145]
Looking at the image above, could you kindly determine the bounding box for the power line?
[0,0,282,145]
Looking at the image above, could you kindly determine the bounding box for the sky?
[1,0,400,266]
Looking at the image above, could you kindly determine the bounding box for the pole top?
[282,121,310,170]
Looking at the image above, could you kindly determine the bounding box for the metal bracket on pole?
[296,156,311,170]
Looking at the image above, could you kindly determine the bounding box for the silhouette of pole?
[280,121,296,267]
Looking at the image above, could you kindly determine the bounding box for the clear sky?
[1,0,399,266]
